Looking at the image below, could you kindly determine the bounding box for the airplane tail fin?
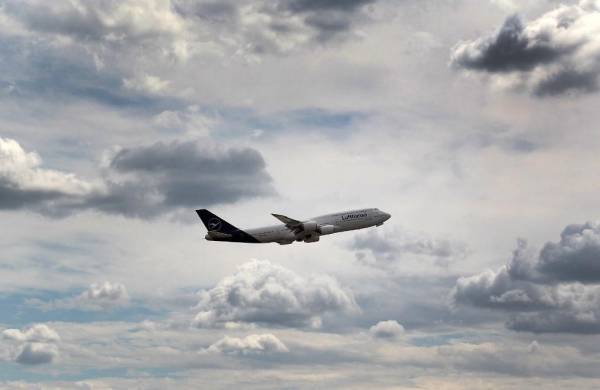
[195,209,240,234]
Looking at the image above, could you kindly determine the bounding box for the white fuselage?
[242,208,390,244]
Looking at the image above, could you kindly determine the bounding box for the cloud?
[31,282,130,312]
[0,137,274,219]
[2,324,60,365]
[451,1,600,96]
[537,222,600,283]
[96,139,275,218]
[280,0,375,13]
[0,14,184,109]
[3,0,189,60]
[351,227,469,268]
[451,15,564,73]
[123,74,171,94]
[3,324,60,343]
[177,0,379,55]
[15,343,59,365]
[369,320,404,339]
[0,0,385,114]
[2,0,378,63]
[0,0,381,109]
[193,259,358,328]
[0,137,96,211]
[453,222,600,333]
[207,333,289,354]
[274,0,376,42]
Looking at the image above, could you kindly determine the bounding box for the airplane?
[196,208,391,245]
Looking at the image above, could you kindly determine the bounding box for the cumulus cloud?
[451,1,600,96]
[2,324,60,365]
[31,282,130,312]
[351,227,469,268]
[369,320,404,339]
[453,222,600,333]
[537,222,600,283]
[15,343,59,365]
[0,137,274,219]
[207,333,289,355]
[3,324,60,343]
[193,259,358,328]
[0,137,96,211]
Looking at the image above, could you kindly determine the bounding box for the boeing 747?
[196,208,391,245]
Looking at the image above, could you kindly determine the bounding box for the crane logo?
[207,218,222,231]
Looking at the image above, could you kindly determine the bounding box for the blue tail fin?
[196,209,240,234]
[196,209,260,244]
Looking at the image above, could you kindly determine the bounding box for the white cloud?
[32,282,130,312]
[2,324,60,365]
[0,137,95,197]
[193,259,358,328]
[369,320,404,339]
[207,333,289,354]
[123,74,170,94]
[3,324,60,343]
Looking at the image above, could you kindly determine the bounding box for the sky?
[2,0,600,388]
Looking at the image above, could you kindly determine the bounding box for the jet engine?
[317,225,335,235]
[302,221,318,232]
[297,221,334,242]
[303,233,320,243]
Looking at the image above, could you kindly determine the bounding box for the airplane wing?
[272,213,303,232]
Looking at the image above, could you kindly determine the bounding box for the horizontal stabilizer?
[206,231,233,239]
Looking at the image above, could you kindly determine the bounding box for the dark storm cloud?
[453,222,600,334]
[451,15,566,73]
[508,308,600,334]
[0,182,66,210]
[534,68,599,96]
[173,0,239,23]
[537,223,600,283]
[98,140,274,217]
[451,1,600,97]
[15,343,58,365]
[0,137,275,219]
[268,0,379,44]
[280,0,375,13]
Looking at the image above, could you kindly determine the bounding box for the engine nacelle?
[303,233,320,243]
[302,221,318,232]
[317,225,335,235]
